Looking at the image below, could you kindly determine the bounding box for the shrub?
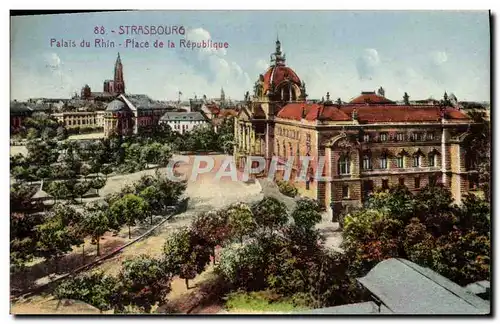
[277,180,298,198]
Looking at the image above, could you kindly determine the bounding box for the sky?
[10,10,490,102]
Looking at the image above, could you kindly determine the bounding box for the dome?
[262,65,301,95]
[349,91,395,105]
[106,99,126,111]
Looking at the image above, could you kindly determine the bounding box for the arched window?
[338,154,351,175]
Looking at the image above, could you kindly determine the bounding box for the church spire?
[113,52,125,94]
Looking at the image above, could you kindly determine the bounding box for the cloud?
[431,51,448,66]
[176,27,252,97]
[356,48,380,80]
[45,53,61,69]
[255,59,269,73]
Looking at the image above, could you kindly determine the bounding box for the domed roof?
[349,91,395,105]
[262,65,301,94]
[106,99,126,111]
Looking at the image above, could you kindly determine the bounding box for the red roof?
[205,103,220,115]
[219,109,238,118]
[277,102,470,123]
[263,65,301,94]
[277,103,350,121]
[349,92,395,104]
[341,105,469,123]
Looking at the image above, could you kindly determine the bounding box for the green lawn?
[224,291,306,313]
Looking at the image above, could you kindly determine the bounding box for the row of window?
[338,154,438,175]
[277,128,300,140]
[340,175,438,198]
[363,132,436,142]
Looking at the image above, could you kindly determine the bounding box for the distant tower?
[114,52,125,94]
[220,87,226,102]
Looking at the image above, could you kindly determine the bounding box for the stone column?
[324,146,332,213]
[441,126,449,185]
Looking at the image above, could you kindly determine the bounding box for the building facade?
[52,111,105,129]
[234,40,478,215]
[159,111,208,134]
[103,94,172,137]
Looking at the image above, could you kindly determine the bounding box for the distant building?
[80,53,125,102]
[10,101,33,132]
[103,94,172,137]
[159,111,208,135]
[52,111,105,129]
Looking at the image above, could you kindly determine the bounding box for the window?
[342,185,350,199]
[363,134,370,142]
[398,177,405,186]
[380,133,388,142]
[428,154,436,167]
[396,133,405,141]
[306,180,310,190]
[289,143,293,158]
[363,155,372,170]
[411,133,418,141]
[396,156,404,168]
[277,142,280,157]
[338,155,351,175]
[382,179,389,190]
[413,155,421,167]
[428,133,434,140]
[414,177,421,189]
[380,156,388,169]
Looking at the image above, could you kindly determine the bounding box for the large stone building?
[234,39,479,215]
[52,111,105,129]
[103,94,172,137]
[159,111,208,135]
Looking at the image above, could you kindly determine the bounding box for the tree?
[26,128,38,140]
[110,194,150,239]
[74,181,91,203]
[54,271,123,313]
[101,164,113,180]
[291,198,322,231]
[226,203,256,243]
[163,227,211,289]
[90,177,106,195]
[251,197,289,232]
[190,210,232,263]
[138,186,162,225]
[82,201,111,256]
[342,184,491,284]
[56,126,68,140]
[35,217,83,272]
[118,255,173,313]
[46,181,70,203]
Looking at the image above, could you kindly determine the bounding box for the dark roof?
[357,258,490,314]
[10,101,32,113]
[106,99,127,111]
[160,111,207,122]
